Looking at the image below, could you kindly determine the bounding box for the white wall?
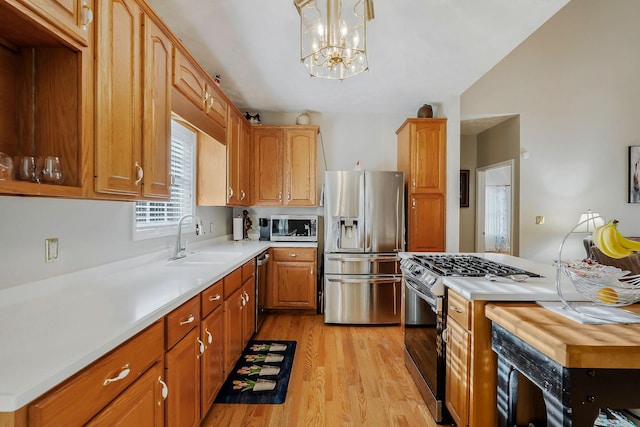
[462,0,640,263]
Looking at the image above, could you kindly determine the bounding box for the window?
[134,119,196,239]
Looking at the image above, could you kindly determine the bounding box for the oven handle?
[404,279,438,308]
[326,276,402,284]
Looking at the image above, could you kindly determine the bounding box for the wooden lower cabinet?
[407,193,445,252]
[200,306,224,417]
[86,363,165,426]
[28,321,164,426]
[268,247,317,309]
[223,287,245,375]
[165,326,201,427]
[445,289,497,427]
[242,277,256,343]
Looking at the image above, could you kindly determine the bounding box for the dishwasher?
[256,250,270,332]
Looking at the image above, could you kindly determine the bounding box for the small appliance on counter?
[270,215,318,242]
[259,218,270,241]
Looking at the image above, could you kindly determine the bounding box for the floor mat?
[214,340,296,404]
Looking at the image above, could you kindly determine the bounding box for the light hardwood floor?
[202,314,442,427]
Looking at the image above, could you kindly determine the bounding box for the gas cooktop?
[405,254,542,278]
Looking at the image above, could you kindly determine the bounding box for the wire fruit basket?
[561,263,640,307]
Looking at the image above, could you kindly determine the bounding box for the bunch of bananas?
[592,220,640,259]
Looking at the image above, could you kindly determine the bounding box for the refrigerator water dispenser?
[339,218,360,249]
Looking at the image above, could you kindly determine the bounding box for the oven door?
[403,279,448,422]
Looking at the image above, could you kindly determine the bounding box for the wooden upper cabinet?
[397,119,447,194]
[196,131,226,206]
[253,127,284,205]
[226,108,251,206]
[285,127,317,206]
[141,14,171,199]
[253,125,318,207]
[9,0,94,45]
[94,0,142,196]
[204,83,227,128]
[172,47,207,111]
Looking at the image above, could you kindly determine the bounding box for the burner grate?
[410,254,541,278]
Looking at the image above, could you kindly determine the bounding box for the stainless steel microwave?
[270,215,318,242]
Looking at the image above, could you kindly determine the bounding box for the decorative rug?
[214,340,297,404]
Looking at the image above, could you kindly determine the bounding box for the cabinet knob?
[134,162,144,186]
[442,327,449,344]
[81,1,93,30]
[157,376,168,400]
[179,315,195,326]
[103,364,130,386]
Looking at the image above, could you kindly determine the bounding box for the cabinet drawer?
[165,296,200,350]
[201,280,223,317]
[29,321,164,426]
[447,290,470,330]
[272,247,316,262]
[242,258,255,282]
[223,266,242,298]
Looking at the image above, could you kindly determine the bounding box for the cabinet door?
[242,278,256,343]
[172,47,206,111]
[411,120,446,194]
[196,131,226,206]
[284,128,317,206]
[407,193,445,252]
[253,127,283,205]
[94,0,142,196]
[204,83,227,127]
[226,109,242,205]
[270,260,316,309]
[200,307,223,417]
[240,120,252,205]
[13,0,92,45]
[86,363,165,427]
[165,327,201,427]
[141,15,171,199]
[445,318,471,427]
[223,288,245,374]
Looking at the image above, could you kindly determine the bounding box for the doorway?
[475,160,514,254]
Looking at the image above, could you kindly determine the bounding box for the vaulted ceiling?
[146,0,570,117]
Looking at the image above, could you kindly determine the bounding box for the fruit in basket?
[596,287,619,304]
[592,220,640,259]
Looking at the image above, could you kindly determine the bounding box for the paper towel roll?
[233,217,244,241]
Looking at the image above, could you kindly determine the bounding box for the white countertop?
[401,252,586,302]
[0,237,316,412]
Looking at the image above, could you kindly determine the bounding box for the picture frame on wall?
[630,146,640,204]
[460,169,470,208]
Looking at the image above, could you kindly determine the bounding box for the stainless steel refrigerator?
[323,170,405,324]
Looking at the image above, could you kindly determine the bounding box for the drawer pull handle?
[205,328,213,344]
[289,253,298,257]
[197,337,205,356]
[134,162,144,186]
[449,305,463,313]
[179,315,195,326]
[81,1,93,30]
[103,364,130,386]
[442,327,449,344]
[243,291,250,302]
[158,376,168,399]
[208,294,221,302]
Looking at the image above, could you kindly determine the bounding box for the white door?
[475,161,514,254]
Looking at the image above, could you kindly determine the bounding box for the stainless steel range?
[400,254,540,423]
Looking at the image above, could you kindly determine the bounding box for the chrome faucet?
[170,214,204,260]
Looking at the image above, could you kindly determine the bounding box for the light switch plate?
[45,238,59,262]
[535,216,545,225]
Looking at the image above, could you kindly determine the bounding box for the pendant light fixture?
[294,0,374,80]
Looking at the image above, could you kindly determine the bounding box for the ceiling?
[146,0,569,120]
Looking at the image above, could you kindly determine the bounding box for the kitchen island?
[486,302,640,426]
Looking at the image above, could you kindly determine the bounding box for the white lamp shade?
[574,210,605,233]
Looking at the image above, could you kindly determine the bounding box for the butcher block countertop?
[485,302,640,369]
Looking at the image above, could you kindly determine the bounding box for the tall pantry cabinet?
[397,118,447,252]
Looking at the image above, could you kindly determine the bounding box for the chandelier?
[294,0,374,80]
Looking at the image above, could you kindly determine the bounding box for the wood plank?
[202,314,446,427]
[485,302,640,368]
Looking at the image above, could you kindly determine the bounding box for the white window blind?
[134,119,196,238]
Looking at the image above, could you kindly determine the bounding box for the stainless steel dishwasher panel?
[256,250,269,332]
[324,274,402,324]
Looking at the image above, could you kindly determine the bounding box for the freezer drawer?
[324,274,402,324]
[324,253,400,275]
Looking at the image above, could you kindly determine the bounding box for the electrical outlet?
[45,238,59,262]
[535,216,545,225]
